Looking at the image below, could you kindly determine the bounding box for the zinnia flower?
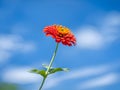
[43,25,76,46]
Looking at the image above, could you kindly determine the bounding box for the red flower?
[43,25,76,46]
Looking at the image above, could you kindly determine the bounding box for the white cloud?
[76,27,104,49]
[0,35,35,52]
[76,12,120,49]
[77,73,119,90]
[2,67,40,84]
[44,64,112,89]
[0,34,35,63]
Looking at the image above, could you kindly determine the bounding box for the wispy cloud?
[77,73,119,90]
[0,34,35,63]
[76,12,120,50]
[2,67,40,84]
[2,64,112,88]
[44,64,118,89]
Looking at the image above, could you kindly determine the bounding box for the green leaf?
[30,69,38,73]
[42,64,49,69]
[37,70,46,77]
[42,64,54,69]
[49,68,69,74]
[30,69,46,77]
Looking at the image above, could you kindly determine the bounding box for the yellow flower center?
[56,25,70,35]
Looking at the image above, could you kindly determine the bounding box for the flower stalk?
[39,43,59,90]
[39,77,46,90]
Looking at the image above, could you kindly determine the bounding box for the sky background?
[0,0,120,90]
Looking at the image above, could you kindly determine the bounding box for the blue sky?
[0,0,120,90]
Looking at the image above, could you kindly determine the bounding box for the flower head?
[43,25,76,46]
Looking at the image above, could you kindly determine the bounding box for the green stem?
[46,43,59,75]
[39,77,46,90]
[39,43,59,90]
